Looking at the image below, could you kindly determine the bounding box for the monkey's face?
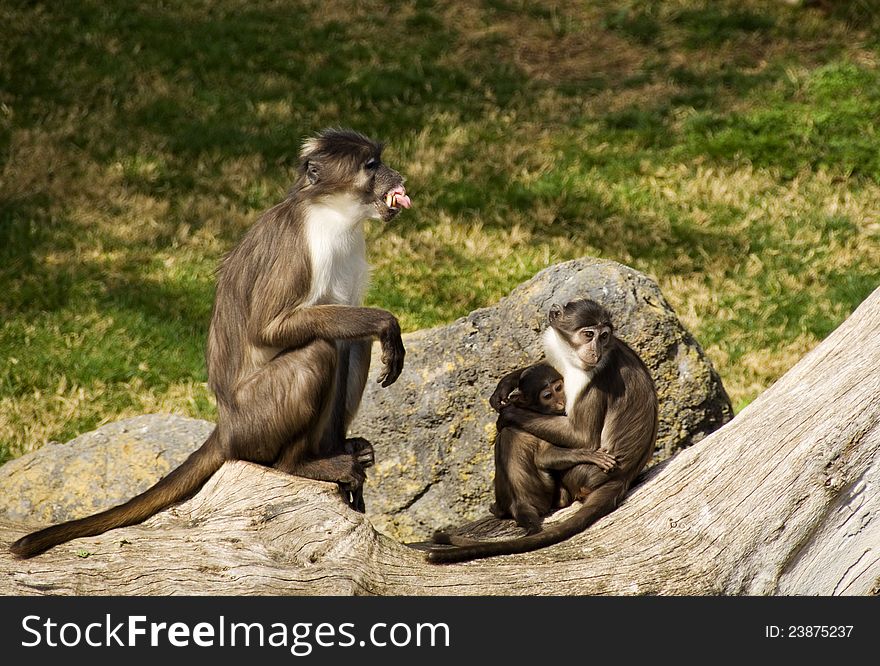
[509,380,565,414]
[547,300,615,371]
[571,325,612,369]
[368,160,411,222]
[515,364,566,414]
[299,128,411,223]
[536,379,566,415]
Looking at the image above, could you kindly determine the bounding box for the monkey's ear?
[306,161,320,185]
[300,137,320,158]
[548,303,563,322]
[507,388,524,405]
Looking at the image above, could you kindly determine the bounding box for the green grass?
[683,62,880,179]
[1,0,879,461]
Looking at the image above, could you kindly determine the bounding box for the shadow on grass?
[1,0,879,453]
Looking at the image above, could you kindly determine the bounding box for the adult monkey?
[428,299,657,564]
[11,128,412,558]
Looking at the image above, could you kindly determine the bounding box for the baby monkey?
[490,364,616,534]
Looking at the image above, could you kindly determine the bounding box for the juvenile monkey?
[11,128,412,558]
[428,299,657,563]
[487,364,617,534]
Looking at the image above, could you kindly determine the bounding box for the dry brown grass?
[1,0,878,458]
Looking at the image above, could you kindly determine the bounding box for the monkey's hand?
[489,390,513,412]
[489,369,525,412]
[495,404,526,430]
[377,314,405,387]
[582,449,618,473]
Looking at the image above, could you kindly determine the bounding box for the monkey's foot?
[489,502,509,519]
[556,487,573,509]
[514,516,544,535]
[340,484,367,513]
[431,530,453,545]
[431,531,483,547]
[336,454,369,513]
[344,437,375,469]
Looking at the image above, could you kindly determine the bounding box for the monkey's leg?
[275,428,371,500]
[555,485,572,509]
[343,339,372,428]
[511,501,543,535]
[234,341,367,492]
[277,452,367,488]
[345,437,374,468]
[561,463,611,504]
[317,341,350,457]
[316,339,375,511]
[315,341,362,510]
[534,443,617,473]
[489,502,510,518]
[342,340,373,512]
[490,430,517,518]
[273,438,373,508]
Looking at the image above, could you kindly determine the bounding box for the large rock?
[358,257,732,539]
[0,415,212,526]
[0,258,732,542]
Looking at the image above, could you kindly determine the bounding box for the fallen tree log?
[2,288,878,596]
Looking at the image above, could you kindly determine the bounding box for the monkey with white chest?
[429,299,657,563]
[11,128,411,558]
[487,364,617,535]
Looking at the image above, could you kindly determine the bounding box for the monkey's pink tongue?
[391,188,411,209]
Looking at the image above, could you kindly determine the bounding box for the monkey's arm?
[498,408,598,450]
[534,442,617,473]
[259,305,404,386]
[490,364,541,411]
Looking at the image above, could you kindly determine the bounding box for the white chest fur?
[542,327,592,415]
[303,196,371,306]
[561,368,590,416]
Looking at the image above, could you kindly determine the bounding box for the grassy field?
[1,0,879,463]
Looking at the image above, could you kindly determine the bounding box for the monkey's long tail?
[9,429,226,559]
[426,480,626,564]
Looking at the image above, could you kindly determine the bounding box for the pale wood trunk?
[2,288,879,595]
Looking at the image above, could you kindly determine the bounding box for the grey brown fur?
[11,128,410,558]
[489,364,569,535]
[428,299,657,563]
[477,364,617,536]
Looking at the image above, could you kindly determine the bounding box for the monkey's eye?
[600,331,609,341]
[365,158,379,170]
[541,392,552,400]
[306,163,320,183]
[583,330,594,341]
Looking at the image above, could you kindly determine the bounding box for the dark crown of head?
[560,299,613,328]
